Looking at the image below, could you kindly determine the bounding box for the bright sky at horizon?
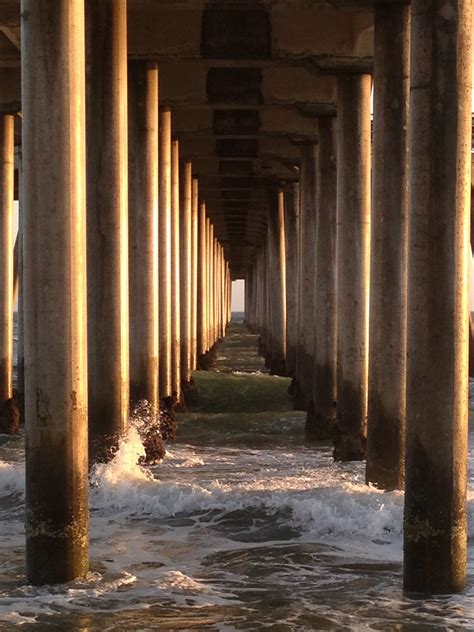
[231,279,245,313]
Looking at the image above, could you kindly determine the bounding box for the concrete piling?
[171,140,181,404]
[15,149,25,425]
[403,0,471,595]
[296,144,317,410]
[22,0,89,584]
[267,189,287,375]
[197,202,208,362]
[190,178,199,372]
[334,74,371,462]
[307,117,337,441]
[284,183,300,378]
[86,0,129,462]
[0,114,15,431]
[180,162,194,396]
[208,221,215,354]
[366,3,410,490]
[159,108,172,399]
[128,61,159,415]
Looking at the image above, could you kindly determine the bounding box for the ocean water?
[0,322,472,630]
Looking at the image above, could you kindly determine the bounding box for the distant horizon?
[231,279,245,313]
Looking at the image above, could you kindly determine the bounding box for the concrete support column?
[159,108,172,398]
[171,140,181,403]
[366,3,410,490]
[334,74,371,461]
[307,117,337,441]
[262,243,271,358]
[404,0,471,595]
[254,256,261,332]
[86,0,129,462]
[262,246,270,354]
[297,144,317,407]
[284,183,299,377]
[293,182,302,395]
[16,150,25,422]
[0,115,14,411]
[220,247,226,336]
[128,61,159,413]
[190,178,199,371]
[22,0,89,584]
[245,266,252,327]
[267,190,287,374]
[180,162,193,387]
[208,222,215,349]
[213,239,219,343]
[206,217,211,353]
[227,264,231,324]
[197,202,208,359]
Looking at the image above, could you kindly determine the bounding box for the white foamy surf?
[0,390,473,629]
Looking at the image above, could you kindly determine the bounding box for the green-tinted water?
[0,322,472,630]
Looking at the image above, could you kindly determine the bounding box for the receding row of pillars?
[0,0,231,586]
[246,1,472,596]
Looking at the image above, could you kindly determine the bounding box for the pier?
[0,0,471,610]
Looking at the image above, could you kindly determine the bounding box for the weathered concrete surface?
[284,183,299,378]
[307,116,337,441]
[159,108,172,398]
[22,0,89,585]
[366,3,409,491]
[296,144,317,409]
[266,189,287,375]
[180,161,193,387]
[0,113,14,407]
[190,177,199,371]
[404,0,471,596]
[86,0,129,462]
[197,202,208,359]
[334,74,371,462]
[171,139,181,403]
[128,61,159,414]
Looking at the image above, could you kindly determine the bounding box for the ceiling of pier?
[0,0,376,278]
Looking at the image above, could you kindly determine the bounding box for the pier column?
[0,115,14,412]
[86,0,129,461]
[245,266,253,329]
[366,3,410,490]
[208,221,215,350]
[267,189,287,374]
[22,0,88,584]
[197,202,208,360]
[16,150,24,422]
[220,247,226,336]
[171,140,181,402]
[213,238,219,344]
[263,246,270,354]
[284,183,299,377]
[307,117,337,441]
[128,62,159,413]
[159,108,172,398]
[227,263,231,324]
[334,74,371,461]
[180,162,193,388]
[297,144,317,407]
[404,0,471,595]
[191,178,199,371]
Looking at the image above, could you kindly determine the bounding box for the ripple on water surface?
[0,325,472,630]
[0,422,472,630]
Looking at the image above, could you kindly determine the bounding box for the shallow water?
[0,323,473,630]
